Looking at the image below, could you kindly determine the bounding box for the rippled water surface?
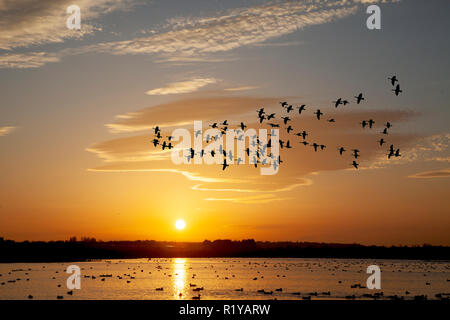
[0,258,449,300]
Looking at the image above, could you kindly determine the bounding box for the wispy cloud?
[0,0,381,68]
[145,78,218,95]
[0,126,16,137]
[409,169,450,179]
[0,0,135,50]
[191,181,312,193]
[205,194,290,204]
[224,86,260,92]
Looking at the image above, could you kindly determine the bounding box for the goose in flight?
[152,139,159,147]
[297,105,306,114]
[388,75,398,86]
[338,147,346,155]
[281,116,291,125]
[267,113,276,120]
[314,109,323,120]
[392,84,402,96]
[377,138,386,146]
[354,93,365,104]
[352,149,360,159]
[334,98,343,108]
[352,161,359,169]
[222,159,229,171]
[312,143,319,152]
[368,119,375,128]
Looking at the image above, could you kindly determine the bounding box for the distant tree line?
[0,237,448,262]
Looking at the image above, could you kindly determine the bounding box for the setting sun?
[175,219,186,230]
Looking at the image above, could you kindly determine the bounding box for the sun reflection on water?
[173,258,186,299]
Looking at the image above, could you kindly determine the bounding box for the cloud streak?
[409,169,450,179]
[145,78,218,95]
[0,126,16,137]
[0,0,135,51]
[0,0,377,68]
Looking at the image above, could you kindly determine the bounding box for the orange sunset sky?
[0,0,449,245]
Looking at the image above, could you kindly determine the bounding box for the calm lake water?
[0,258,449,300]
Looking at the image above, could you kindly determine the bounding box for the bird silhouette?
[352,149,360,159]
[368,119,375,128]
[327,118,335,123]
[392,84,402,96]
[312,143,319,152]
[360,120,368,128]
[334,98,343,108]
[267,113,276,120]
[314,109,323,120]
[297,105,306,114]
[352,161,359,169]
[152,139,159,147]
[222,159,229,171]
[388,76,398,86]
[281,117,291,125]
[240,122,247,130]
[381,128,389,135]
[385,122,392,129]
[377,138,386,146]
[354,93,365,104]
[338,147,346,155]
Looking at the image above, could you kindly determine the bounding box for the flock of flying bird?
[150,76,403,171]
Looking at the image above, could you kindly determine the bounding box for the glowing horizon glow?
[175,219,186,230]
